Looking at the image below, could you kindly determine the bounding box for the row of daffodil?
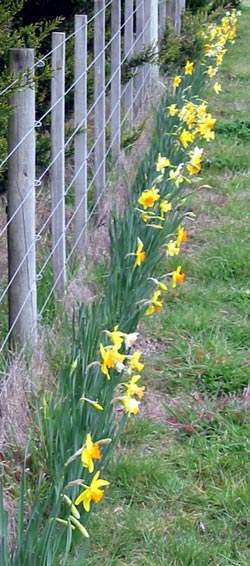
[55,6,240,545]
[129,7,240,313]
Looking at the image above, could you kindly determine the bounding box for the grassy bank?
[83,4,250,565]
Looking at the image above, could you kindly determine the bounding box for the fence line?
[0,0,182,357]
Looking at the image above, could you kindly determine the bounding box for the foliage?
[159,10,207,73]
[0,0,62,188]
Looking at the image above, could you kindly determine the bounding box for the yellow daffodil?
[81,433,101,473]
[166,239,180,257]
[169,164,185,187]
[159,199,172,216]
[156,153,171,173]
[100,343,115,379]
[207,65,217,77]
[168,103,178,116]
[213,81,222,94]
[75,471,110,512]
[173,75,182,88]
[125,375,145,399]
[127,351,144,374]
[145,290,164,316]
[105,325,124,347]
[185,60,194,75]
[134,237,146,267]
[179,129,195,148]
[122,395,140,415]
[187,145,203,175]
[176,225,187,248]
[172,266,186,289]
[100,343,125,379]
[138,186,160,209]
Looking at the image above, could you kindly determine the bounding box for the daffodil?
[138,186,160,209]
[145,290,164,316]
[168,103,178,116]
[186,146,203,175]
[213,81,222,94]
[179,129,195,148]
[172,266,185,289]
[104,325,124,347]
[176,225,187,248]
[185,60,194,75]
[166,239,180,257]
[100,343,125,379]
[127,351,144,374]
[207,65,217,77]
[124,332,139,350]
[159,199,172,216]
[125,375,145,399]
[173,75,182,88]
[135,237,146,267]
[75,471,110,512]
[122,395,140,415]
[81,433,101,473]
[156,153,171,174]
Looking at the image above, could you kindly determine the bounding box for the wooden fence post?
[134,0,144,115]
[111,0,121,161]
[123,0,134,125]
[74,15,88,254]
[175,0,181,35]
[8,48,37,349]
[159,0,167,38]
[94,0,106,208]
[51,32,66,296]
[150,0,159,83]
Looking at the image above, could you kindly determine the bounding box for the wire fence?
[0,0,182,363]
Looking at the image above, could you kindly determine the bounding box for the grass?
[78,5,250,565]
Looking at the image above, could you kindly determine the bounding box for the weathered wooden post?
[159,0,167,38]
[111,0,121,161]
[94,0,106,208]
[51,32,66,296]
[150,0,159,83]
[8,48,37,349]
[74,15,88,254]
[134,0,145,114]
[123,0,134,125]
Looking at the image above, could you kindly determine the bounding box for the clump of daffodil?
[74,471,110,512]
[138,186,160,209]
[196,112,216,141]
[172,265,186,288]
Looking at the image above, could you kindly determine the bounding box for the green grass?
[78,5,250,565]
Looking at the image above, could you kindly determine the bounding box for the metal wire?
[0,0,161,362]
